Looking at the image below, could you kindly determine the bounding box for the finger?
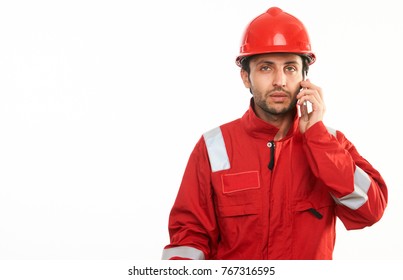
[298,93,322,109]
[300,79,320,91]
[297,89,316,103]
[307,83,323,100]
[300,89,323,103]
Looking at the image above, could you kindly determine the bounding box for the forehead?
[250,53,303,65]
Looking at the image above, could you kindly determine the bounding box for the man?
[162,7,388,260]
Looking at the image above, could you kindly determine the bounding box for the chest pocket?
[215,170,263,258]
[217,171,261,217]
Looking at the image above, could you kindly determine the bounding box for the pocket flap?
[295,200,334,212]
[222,171,260,193]
[218,204,259,217]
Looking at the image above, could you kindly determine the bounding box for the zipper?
[266,140,275,258]
[267,141,275,170]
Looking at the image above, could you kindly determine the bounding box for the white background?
[0,0,401,260]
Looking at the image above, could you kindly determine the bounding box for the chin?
[270,105,295,115]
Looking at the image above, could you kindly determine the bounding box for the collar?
[241,98,299,140]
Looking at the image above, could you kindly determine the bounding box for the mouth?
[269,92,289,103]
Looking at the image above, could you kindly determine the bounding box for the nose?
[272,70,286,87]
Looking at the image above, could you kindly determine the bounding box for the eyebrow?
[256,60,300,65]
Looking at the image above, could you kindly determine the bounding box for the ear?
[240,69,251,88]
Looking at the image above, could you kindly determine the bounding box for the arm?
[162,137,219,259]
[303,122,388,229]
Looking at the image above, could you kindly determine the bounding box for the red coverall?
[163,102,388,260]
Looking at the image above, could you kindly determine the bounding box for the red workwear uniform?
[163,101,388,260]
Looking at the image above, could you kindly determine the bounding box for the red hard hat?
[236,7,316,67]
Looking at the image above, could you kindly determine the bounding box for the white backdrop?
[0,0,401,260]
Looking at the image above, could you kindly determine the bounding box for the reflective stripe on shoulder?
[326,126,337,137]
[333,165,371,210]
[203,127,230,172]
[162,246,205,260]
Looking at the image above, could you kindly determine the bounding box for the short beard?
[254,87,298,116]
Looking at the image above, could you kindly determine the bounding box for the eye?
[285,66,297,72]
[260,65,271,71]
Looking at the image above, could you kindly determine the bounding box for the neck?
[272,115,293,141]
[254,105,296,141]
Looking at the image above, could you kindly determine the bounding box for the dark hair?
[240,54,310,78]
[301,55,310,78]
[240,56,254,74]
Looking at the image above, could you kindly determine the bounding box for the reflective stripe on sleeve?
[333,165,371,210]
[203,127,230,172]
[162,246,205,260]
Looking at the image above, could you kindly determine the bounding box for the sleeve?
[302,121,388,230]
[161,137,219,260]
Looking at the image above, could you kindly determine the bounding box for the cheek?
[287,77,303,93]
[249,74,270,88]
[291,87,301,98]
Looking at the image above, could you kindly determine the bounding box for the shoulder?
[203,118,242,139]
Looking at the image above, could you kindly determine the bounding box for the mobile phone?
[300,75,309,121]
